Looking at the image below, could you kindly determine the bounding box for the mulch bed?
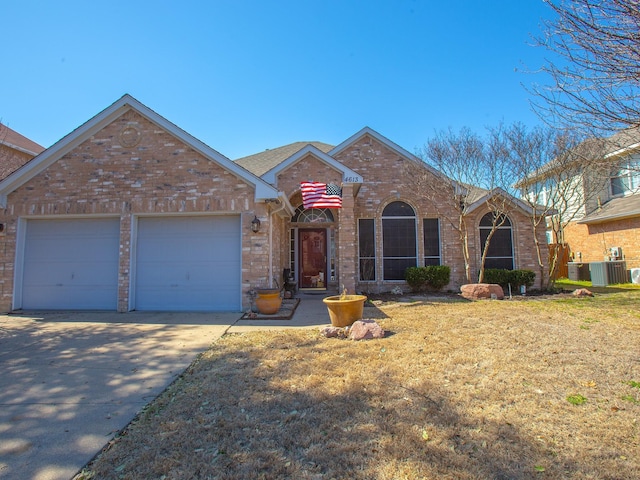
[240,298,300,320]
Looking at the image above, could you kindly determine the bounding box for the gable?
[234,141,334,177]
[8,111,260,212]
[275,152,346,201]
[0,95,279,206]
[261,144,362,186]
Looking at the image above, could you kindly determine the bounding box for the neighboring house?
[0,95,548,313]
[0,123,45,180]
[521,128,640,273]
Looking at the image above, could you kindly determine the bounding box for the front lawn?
[77,289,640,479]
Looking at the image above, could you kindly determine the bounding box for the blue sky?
[3,0,553,159]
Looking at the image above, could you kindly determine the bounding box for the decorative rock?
[460,283,505,300]
[348,319,385,340]
[320,326,345,338]
[573,288,594,297]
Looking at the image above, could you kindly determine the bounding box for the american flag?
[300,182,343,209]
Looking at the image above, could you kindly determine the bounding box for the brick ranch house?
[0,95,548,313]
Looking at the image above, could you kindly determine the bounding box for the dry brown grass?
[77,290,640,480]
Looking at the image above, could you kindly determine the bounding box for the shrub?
[483,269,511,287]
[510,269,536,289]
[483,269,536,289]
[405,265,451,292]
[405,267,429,292]
[425,265,451,290]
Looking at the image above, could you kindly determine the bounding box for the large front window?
[479,213,514,270]
[382,201,417,280]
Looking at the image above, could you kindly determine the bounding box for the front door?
[299,229,327,289]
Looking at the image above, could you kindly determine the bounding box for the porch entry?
[298,228,327,289]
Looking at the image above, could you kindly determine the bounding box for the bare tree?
[532,0,640,133]
[420,123,612,289]
[478,124,533,283]
[512,125,610,286]
[418,127,485,283]
[419,127,525,284]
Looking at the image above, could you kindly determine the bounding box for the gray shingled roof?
[578,194,640,224]
[234,141,334,177]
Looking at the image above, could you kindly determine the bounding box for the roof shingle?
[234,141,334,177]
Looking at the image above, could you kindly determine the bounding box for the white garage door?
[135,216,241,311]
[22,218,120,310]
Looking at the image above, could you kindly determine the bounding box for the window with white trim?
[611,155,640,196]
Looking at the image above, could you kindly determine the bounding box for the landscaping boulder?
[320,326,346,338]
[460,283,504,300]
[573,288,594,297]
[348,319,385,340]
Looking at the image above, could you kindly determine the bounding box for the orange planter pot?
[255,289,282,315]
[322,294,367,327]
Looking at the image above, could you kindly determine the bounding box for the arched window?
[382,201,417,280]
[291,206,334,223]
[479,213,514,270]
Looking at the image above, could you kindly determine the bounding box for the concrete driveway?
[0,311,238,480]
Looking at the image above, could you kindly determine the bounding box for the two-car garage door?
[20,216,241,311]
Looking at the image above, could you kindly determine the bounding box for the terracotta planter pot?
[255,289,282,315]
[322,294,367,327]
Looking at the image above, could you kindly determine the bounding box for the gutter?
[266,195,289,288]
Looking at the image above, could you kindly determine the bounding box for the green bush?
[425,265,451,290]
[483,269,511,287]
[510,269,536,288]
[405,265,451,291]
[483,269,536,289]
[405,267,429,292]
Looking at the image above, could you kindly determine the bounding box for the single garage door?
[135,216,241,311]
[22,218,120,310]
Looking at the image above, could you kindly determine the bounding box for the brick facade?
[564,219,640,269]
[275,134,549,292]
[0,110,269,312]
[0,96,550,312]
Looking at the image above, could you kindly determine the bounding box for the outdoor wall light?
[251,215,261,233]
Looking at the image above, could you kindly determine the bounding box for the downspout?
[267,199,286,288]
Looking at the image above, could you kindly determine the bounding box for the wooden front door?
[299,229,327,289]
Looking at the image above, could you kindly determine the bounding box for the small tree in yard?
[417,127,485,283]
[512,125,609,287]
[419,126,525,284]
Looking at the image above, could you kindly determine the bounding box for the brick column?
[117,214,131,312]
[338,184,357,293]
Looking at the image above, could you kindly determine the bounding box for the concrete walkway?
[0,296,331,480]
